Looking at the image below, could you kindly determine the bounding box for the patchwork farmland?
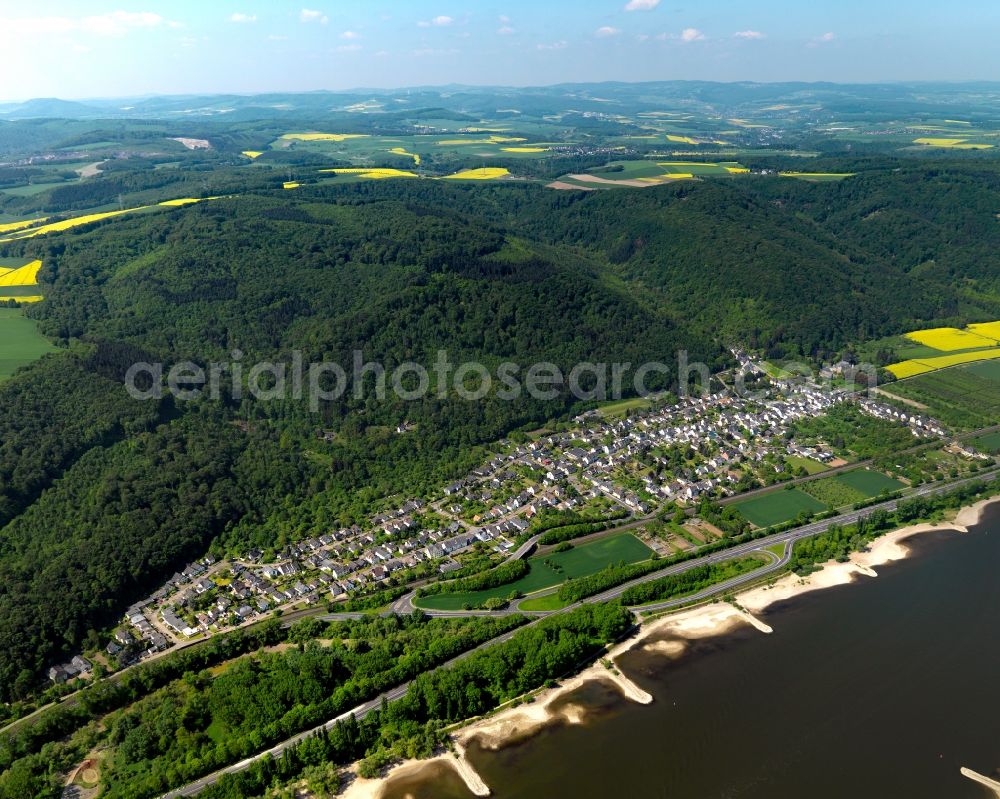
[415,533,653,610]
[802,470,906,507]
[731,488,826,528]
[886,360,1000,429]
[886,321,1000,378]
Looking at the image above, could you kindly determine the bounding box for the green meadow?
[415,533,653,610]
[0,308,56,381]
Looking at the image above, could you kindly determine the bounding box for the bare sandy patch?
[76,161,104,178]
[340,743,489,799]
[567,173,652,188]
[170,137,211,150]
[546,180,595,191]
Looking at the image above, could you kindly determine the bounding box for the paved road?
[505,533,541,563]
[162,468,998,797]
[160,616,544,798]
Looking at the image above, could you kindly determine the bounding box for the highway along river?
[383,504,1000,799]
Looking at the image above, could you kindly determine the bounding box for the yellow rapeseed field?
[0,218,47,233]
[912,137,993,149]
[0,295,42,303]
[887,347,1000,379]
[639,173,695,182]
[724,166,751,174]
[968,321,1000,341]
[158,198,204,207]
[780,172,856,178]
[0,197,228,243]
[437,136,526,146]
[501,147,548,153]
[281,133,369,142]
[0,210,137,241]
[0,260,42,287]
[242,151,263,159]
[666,135,698,144]
[442,168,510,180]
[905,326,998,351]
[283,182,301,189]
[389,147,421,165]
[320,168,418,179]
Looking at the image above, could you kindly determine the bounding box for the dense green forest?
[0,605,630,799]
[1,157,999,700]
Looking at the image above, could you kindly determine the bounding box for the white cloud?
[340,30,360,39]
[229,12,256,24]
[413,46,459,56]
[537,40,568,50]
[624,0,660,10]
[733,30,764,40]
[680,27,704,42]
[0,11,169,38]
[499,15,510,24]
[497,25,515,35]
[300,8,328,24]
[596,26,621,37]
[418,15,453,27]
[819,31,835,41]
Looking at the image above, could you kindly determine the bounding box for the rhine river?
[384,505,1000,799]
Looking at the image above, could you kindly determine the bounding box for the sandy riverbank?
[960,766,1000,797]
[738,496,998,616]
[339,742,489,799]
[339,495,999,797]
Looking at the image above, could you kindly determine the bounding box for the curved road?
[160,468,998,797]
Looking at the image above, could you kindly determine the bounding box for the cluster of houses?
[478,387,850,510]
[454,376,951,514]
[47,655,93,686]
[51,363,960,687]
[855,396,948,438]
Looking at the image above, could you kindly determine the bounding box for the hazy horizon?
[8,76,1000,107]
[2,0,999,102]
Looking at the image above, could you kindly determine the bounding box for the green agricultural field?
[801,477,864,508]
[1,182,65,198]
[518,593,571,611]
[802,469,905,508]
[597,396,653,417]
[270,130,563,166]
[731,488,826,528]
[785,455,829,475]
[887,362,1000,430]
[557,159,748,189]
[415,533,653,610]
[973,432,1000,454]
[835,469,906,497]
[0,308,57,381]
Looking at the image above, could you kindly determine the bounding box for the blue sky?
[1,1,998,100]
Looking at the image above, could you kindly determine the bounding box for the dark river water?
[383,505,1000,799]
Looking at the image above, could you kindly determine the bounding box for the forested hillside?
[1,162,999,697]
